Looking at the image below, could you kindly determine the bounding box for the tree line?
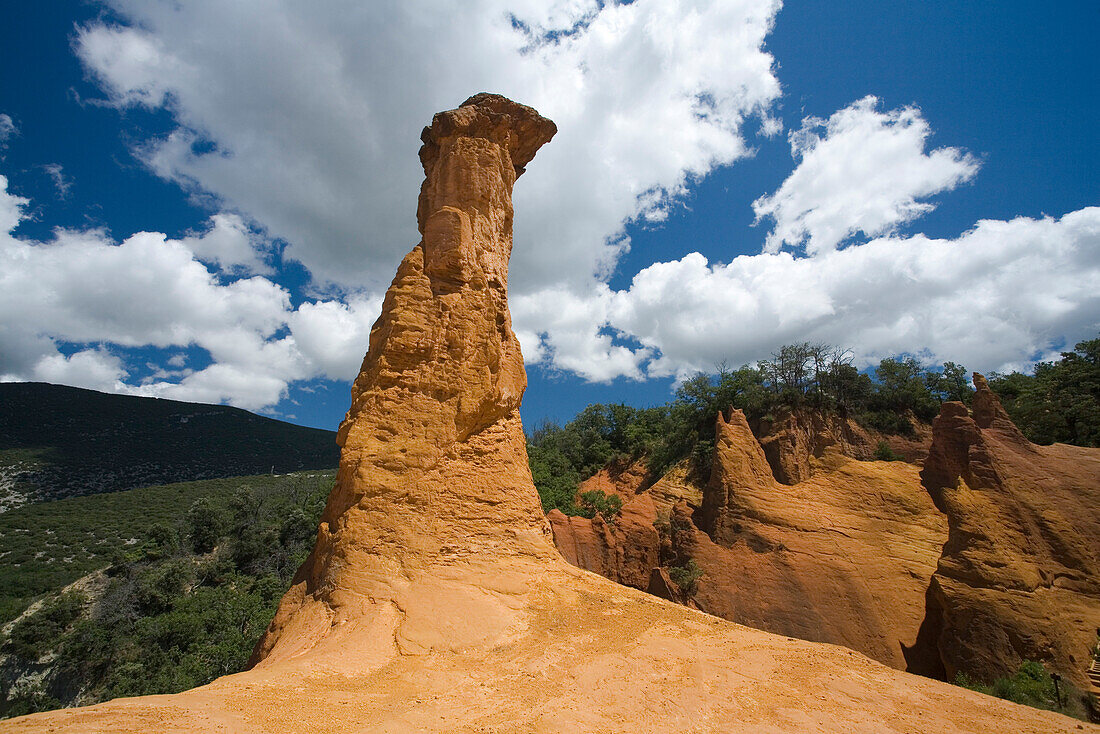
[528,336,1100,515]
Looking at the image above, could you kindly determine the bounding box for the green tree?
[989,336,1100,446]
[935,361,974,404]
[577,490,623,523]
[185,497,225,554]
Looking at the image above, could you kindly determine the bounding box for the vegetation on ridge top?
[527,341,975,516]
[527,336,1100,517]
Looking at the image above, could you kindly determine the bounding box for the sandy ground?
[3,560,1093,733]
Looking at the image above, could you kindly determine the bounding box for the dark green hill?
[0,383,338,508]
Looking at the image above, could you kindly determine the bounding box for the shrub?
[667,560,703,596]
[185,498,226,554]
[873,441,903,461]
[954,660,1095,722]
[577,490,623,523]
[859,409,915,436]
[5,591,86,660]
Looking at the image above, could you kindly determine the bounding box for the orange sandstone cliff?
[2,95,1087,733]
[551,379,1100,692]
[920,374,1100,688]
[552,410,949,673]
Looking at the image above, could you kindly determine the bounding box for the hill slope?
[0,383,338,509]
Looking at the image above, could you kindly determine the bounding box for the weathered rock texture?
[695,409,949,672]
[919,374,1100,688]
[3,96,1086,734]
[754,408,931,484]
[248,92,560,667]
[551,408,949,673]
[553,379,1100,692]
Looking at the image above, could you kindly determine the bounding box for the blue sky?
[1,1,1097,431]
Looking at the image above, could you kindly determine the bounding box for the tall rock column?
[251,94,558,667]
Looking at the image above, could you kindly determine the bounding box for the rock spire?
[251,93,558,665]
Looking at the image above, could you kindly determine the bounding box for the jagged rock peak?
[700,408,778,543]
[971,372,1027,440]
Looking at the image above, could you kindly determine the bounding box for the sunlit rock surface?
[3,96,1084,734]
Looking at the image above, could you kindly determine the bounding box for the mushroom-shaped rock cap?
[419,92,557,176]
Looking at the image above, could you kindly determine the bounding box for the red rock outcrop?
[3,97,1083,734]
[919,374,1100,688]
[547,491,660,591]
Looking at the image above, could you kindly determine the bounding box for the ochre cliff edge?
[2,96,1088,733]
[920,374,1100,687]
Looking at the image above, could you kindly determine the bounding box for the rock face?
[552,379,1100,691]
[919,374,1100,688]
[754,408,932,484]
[250,92,560,666]
[694,409,949,672]
[547,459,661,590]
[552,408,949,673]
[3,96,1084,734]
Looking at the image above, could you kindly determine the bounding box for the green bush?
[186,498,226,554]
[954,660,1095,722]
[577,490,623,523]
[4,591,85,660]
[873,441,903,461]
[859,409,915,436]
[667,560,703,596]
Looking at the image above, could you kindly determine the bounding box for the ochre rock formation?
[552,408,949,673]
[553,378,1100,693]
[3,97,1086,734]
[248,91,560,667]
[547,459,660,590]
[695,409,950,672]
[920,374,1100,688]
[754,408,932,484]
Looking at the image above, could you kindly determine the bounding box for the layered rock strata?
[3,96,1084,734]
[552,379,1100,692]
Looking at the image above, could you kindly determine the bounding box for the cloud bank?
[0,1,1096,414]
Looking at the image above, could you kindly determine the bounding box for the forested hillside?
[0,471,333,717]
[0,383,338,509]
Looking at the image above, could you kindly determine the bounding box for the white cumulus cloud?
[753,96,980,255]
[0,174,381,411]
[600,208,1100,379]
[75,0,783,295]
